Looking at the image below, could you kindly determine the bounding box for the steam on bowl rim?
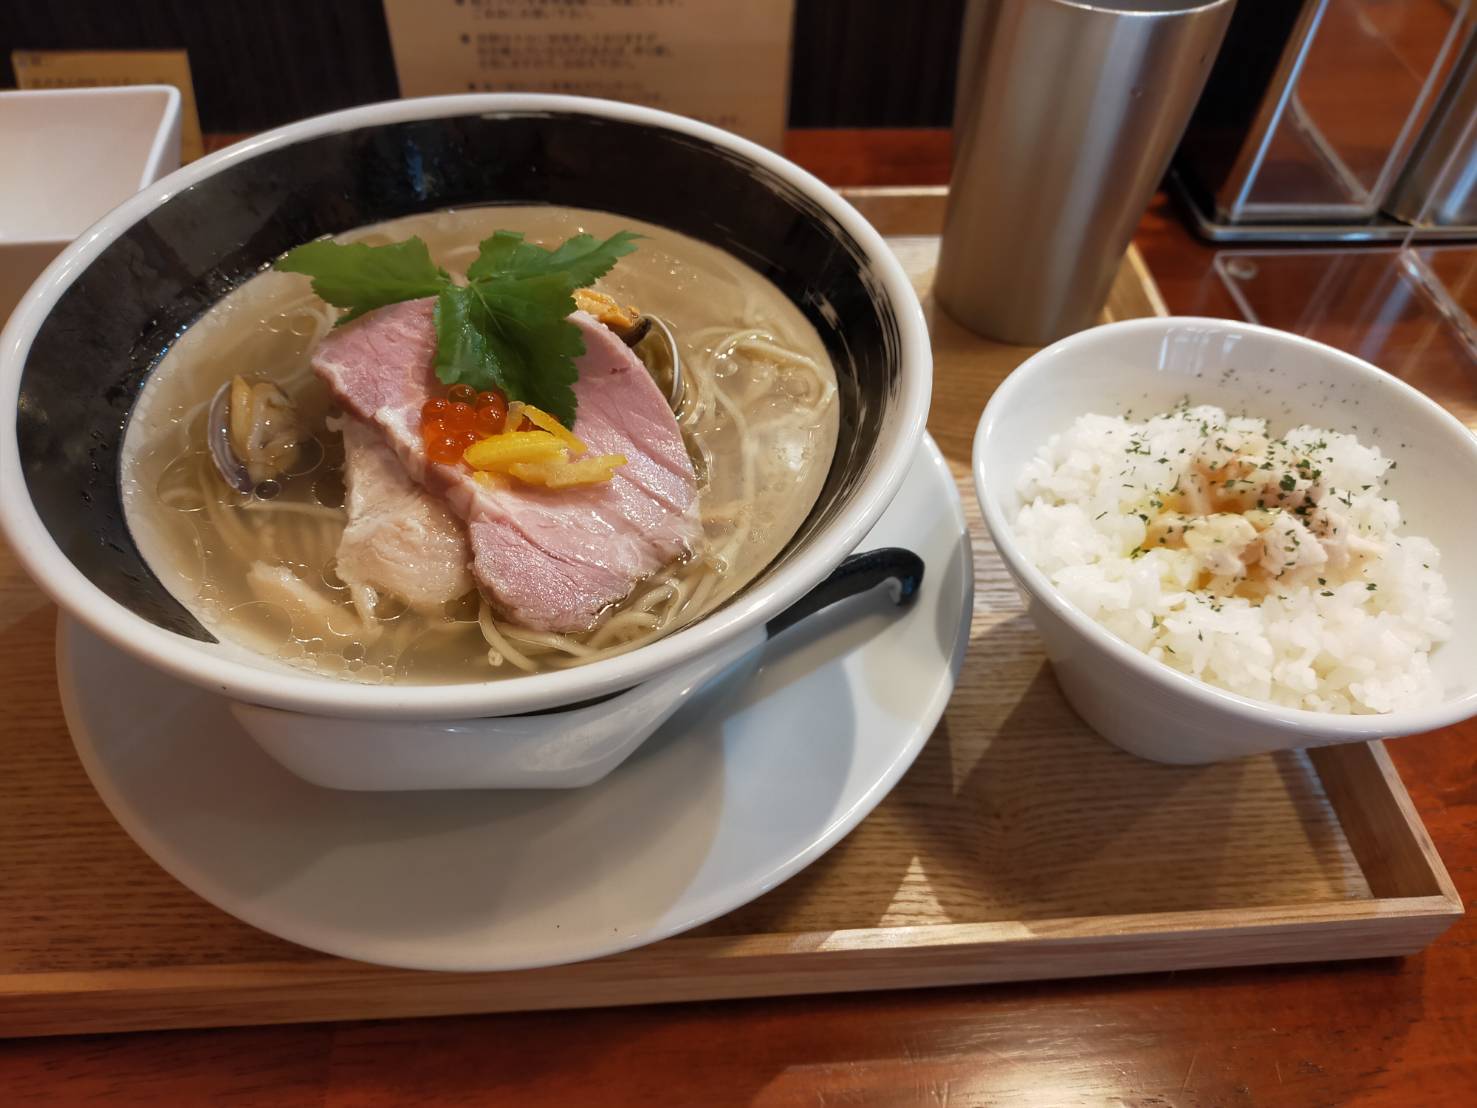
[0,93,932,720]
[972,314,1477,741]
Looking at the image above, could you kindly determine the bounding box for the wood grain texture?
[0,220,1460,1048]
[1310,742,1462,902]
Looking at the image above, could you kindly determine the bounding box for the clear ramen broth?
[122,206,841,684]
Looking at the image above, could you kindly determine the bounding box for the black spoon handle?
[765,548,926,639]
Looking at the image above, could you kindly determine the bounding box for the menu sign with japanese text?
[382,0,794,148]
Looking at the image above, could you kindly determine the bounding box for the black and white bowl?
[0,95,931,788]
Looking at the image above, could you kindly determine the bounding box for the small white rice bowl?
[973,317,1477,763]
[1015,405,1451,714]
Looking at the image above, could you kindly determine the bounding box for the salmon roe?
[426,435,464,465]
[421,387,511,467]
[473,388,508,435]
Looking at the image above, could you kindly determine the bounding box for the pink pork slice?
[312,298,700,633]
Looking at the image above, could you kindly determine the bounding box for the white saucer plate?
[58,435,972,972]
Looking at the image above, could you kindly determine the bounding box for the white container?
[0,85,182,323]
[973,316,1477,763]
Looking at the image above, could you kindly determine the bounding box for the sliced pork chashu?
[312,298,700,633]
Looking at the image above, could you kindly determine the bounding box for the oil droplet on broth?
[226,600,294,648]
[157,452,209,512]
[779,370,811,400]
[287,311,320,338]
[163,530,208,589]
[371,594,408,622]
[442,592,480,622]
[322,558,347,591]
[313,470,345,509]
[314,653,347,676]
[282,436,326,478]
[325,602,367,639]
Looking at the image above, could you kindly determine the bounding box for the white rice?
[1015,404,1452,714]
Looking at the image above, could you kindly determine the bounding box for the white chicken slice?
[1255,510,1328,579]
[1182,513,1259,579]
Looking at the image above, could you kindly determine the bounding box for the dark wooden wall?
[1,1,401,132]
[0,0,965,132]
[790,0,964,127]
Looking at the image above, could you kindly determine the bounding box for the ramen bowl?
[0,95,931,789]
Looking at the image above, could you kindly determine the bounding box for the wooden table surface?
[3,128,1476,1106]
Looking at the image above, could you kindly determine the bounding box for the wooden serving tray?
[0,193,1461,1039]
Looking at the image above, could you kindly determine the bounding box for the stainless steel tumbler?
[936,0,1235,346]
